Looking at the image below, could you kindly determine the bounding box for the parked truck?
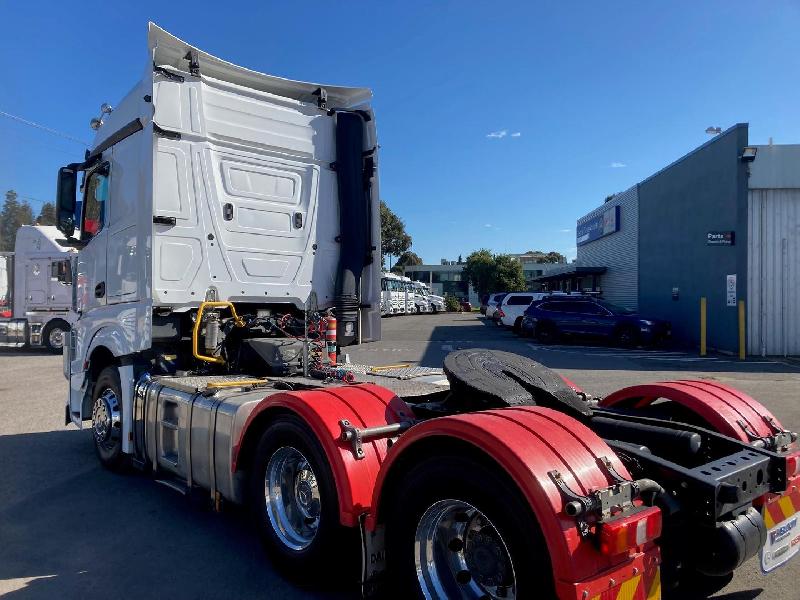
[0,225,75,352]
[56,24,800,599]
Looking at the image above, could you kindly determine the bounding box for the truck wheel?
[385,455,554,600]
[43,319,69,353]
[250,415,357,581]
[91,366,126,471]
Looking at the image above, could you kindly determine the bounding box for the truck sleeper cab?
[0,225,75,352]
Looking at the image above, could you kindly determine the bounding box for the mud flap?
[360,517,386,598]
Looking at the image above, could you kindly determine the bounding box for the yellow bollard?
[738,300,746,360]
[700,297,707,356]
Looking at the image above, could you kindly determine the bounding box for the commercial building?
[540,124,799,355]
[402,263,479,305]
[404,257,566,305]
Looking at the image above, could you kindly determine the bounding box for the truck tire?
[42,319,69,354]
[385,454,554,600]
[91,366,127,471]
[249,415,358,582]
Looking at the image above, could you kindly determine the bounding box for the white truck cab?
[0,225,76,352]
[415,280,444,313]
[380,271,405,315]
[54,24,381,432]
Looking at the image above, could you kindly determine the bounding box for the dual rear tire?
[249,421,553,598]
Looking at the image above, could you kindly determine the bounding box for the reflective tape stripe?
[779,495,797,520]
[616,575,641,600]
[646,567,661,600]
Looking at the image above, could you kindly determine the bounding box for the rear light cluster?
[598,506,662,556]
[0,310,10,318]
[497,309,505,318]
[786,452,800,479]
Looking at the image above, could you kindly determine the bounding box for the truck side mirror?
[56,167,77,238]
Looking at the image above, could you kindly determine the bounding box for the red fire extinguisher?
[326,316,337,366]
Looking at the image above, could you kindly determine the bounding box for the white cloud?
[484,223,493,228]
[558,228,572,233]
[486,129,508,139]
[510,132,521,137]
[610,162,627,168]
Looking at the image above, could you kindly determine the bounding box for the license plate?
[761,513,800,573]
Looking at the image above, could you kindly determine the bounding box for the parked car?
[479,294,490,314]
[521,297,671,346]
[484,293,507,321]
[497,292,570,330]
[460,300,472,312]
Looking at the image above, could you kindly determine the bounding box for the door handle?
[223,203,234,221]
[294,212,303,228]
[95,282,105,298]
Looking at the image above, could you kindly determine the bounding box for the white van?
[497,292,568,329]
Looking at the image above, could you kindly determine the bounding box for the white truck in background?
[0,225,75,352]
[413,279,444,313]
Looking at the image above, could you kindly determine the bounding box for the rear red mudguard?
[600,380,785,442]
[230,383,411,527]
[368,405,660,596]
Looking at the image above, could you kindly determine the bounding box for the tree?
[391,251,423,274]
[380,201,411,267]
[0,190,34,252]
[462,249,495,299]
[493,254,527,292]
[37,202,56,226]
[542,251,566,264]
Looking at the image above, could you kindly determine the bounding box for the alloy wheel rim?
[92,388,121,450]
[265,446,321,551]
[415,499,516,599]
[49,327,65,349]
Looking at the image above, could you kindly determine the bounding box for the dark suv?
[521,298,670,346]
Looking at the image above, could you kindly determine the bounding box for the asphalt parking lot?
[2,312,799,599]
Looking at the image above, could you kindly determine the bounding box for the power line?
[0,109,89,146]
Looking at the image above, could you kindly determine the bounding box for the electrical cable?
[0,110,90,146]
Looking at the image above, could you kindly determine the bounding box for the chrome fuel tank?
[133,374,280,503]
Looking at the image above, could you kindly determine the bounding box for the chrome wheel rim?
[92,388,121,450]
[415,499,516,599]
[48,327,65,349]
[265,446,321,551]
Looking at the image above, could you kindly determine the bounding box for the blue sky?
[1,1,798,262]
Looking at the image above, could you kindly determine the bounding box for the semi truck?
[0,225,75,352]
[56,24,800,599]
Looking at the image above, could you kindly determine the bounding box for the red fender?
[600,380,785,442]
[368,406,658,596]
[231,383,411,527]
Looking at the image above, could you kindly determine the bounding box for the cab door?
[74,164,110,314]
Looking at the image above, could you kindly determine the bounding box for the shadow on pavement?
[416,317,800,374]
[0,428,353,600]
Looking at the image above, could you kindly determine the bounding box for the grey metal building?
[550,124,799,355]
[747,144,800,355]
[575,185,639,309]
